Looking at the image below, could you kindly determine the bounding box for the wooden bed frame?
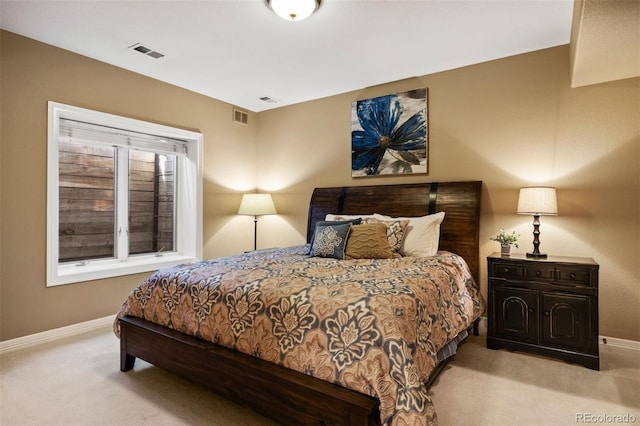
[119,181,482,425]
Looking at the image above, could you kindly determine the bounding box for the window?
[47,102,202,286]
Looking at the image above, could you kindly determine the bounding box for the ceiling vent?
[129,43,165,59]
[233,108,248,125]
[259,96,280,104]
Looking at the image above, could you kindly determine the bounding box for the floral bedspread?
[115,245,485,425]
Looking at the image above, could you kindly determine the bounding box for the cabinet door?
[493,286,538,343]
[541,293,589,351]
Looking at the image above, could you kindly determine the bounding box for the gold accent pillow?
[345,222,394,259]
[362,218,410,254]
[330,215,409,255]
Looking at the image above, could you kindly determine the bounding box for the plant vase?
[501,244,511,256]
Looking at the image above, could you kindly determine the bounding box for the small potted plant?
[491,228,519,255]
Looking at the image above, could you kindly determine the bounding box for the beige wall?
[257,46,640,341]
[0,31,259,340]
[1,31,639,342]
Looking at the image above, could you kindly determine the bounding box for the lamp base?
[526,252,547,258]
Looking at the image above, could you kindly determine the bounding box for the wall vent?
[233,108,248,125]
[129,43,165,59]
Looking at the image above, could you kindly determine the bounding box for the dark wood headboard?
[307,181,482,281]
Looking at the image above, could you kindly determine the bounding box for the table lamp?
[517,187,558,258]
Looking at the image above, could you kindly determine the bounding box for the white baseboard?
[0,315,115,355]
[600,335,640,351]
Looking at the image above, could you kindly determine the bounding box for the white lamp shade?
[238,194,277,216]
[517,187,558,215]
[267,0,320,21]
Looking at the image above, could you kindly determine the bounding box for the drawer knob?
[536,270,542,277]
[569,273,576,280]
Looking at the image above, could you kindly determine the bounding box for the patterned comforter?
[115,245,485,425]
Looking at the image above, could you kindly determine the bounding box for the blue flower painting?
[351,89,427,176]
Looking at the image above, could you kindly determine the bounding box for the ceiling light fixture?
[265,0,321,22]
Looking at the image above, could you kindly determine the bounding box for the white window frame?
[47,102,202,286]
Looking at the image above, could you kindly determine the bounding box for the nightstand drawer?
[492,262,523,279]
[556,267,594,286]
[524,266,555,280]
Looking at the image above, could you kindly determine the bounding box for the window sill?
[48,253,199,286]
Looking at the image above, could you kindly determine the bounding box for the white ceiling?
[0,0,574,112]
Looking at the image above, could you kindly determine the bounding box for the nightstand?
[487,253,599,370]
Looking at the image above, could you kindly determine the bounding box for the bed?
[115,181,484,425]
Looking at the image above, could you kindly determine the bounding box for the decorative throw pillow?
[345,223,393,259]
[307,218,361,255]
[330,215,408,255]
[361,218,409,255]
[309,222,353,259]
[374,212,445,257]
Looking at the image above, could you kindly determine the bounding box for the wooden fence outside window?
[58,141,174,262]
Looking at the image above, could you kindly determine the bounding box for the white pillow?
[373,212,445,257]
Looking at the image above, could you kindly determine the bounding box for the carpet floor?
[1,326,638,425]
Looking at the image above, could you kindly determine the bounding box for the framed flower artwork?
[351,88,428,177]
